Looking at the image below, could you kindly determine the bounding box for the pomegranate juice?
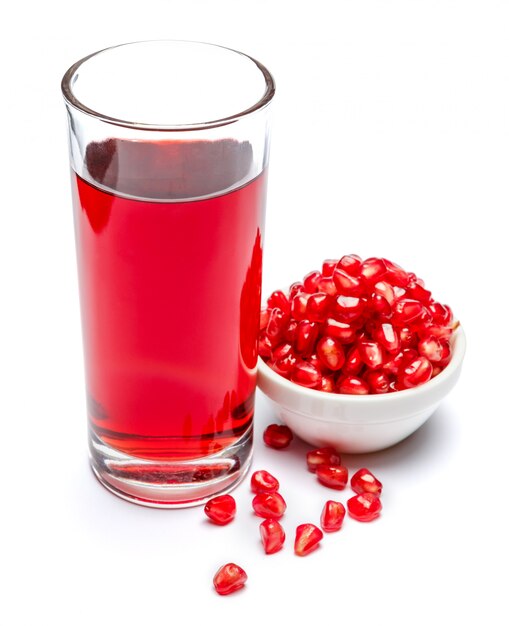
[72,139,266,461]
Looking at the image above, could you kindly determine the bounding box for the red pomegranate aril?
[333,268,364,296]
[289,281,305,299]
[267,290,290,314]
[347,492,382,522]
[294,523,323,556]
[373,280,395,305]
[393,299,424,324]
[272,342,293,361]
[213,563,247,596]
[252,492,287,519]
[383,258,409,287]
[420,323,454,340]
[273,352,298,377]
[324,318,357,343]
[204,495,236,525]
[307,292,331,322]
[258,333,272,358]
[438,339,452,367]
[266,307,289,342]
[251,470,280,494]
[432,365,443,377]
[418,335,444,362]
[368,293,392,318]
[306,447,342,472]
[429,301,453,326]
[322,259,339,277]
[284,320,298,343]
[399,355,433,388]
[351,468,383,496]
[316,336,346,371]
[407,280,432,303]
[360,257,388,284]
[291,361,321,388]
[333,295,366,321]
[320,500,346,532]
[317,276,338,296]
[337,254,362,276]
[364,370,390,394]
[343,345,364,375]
[291,293,310,321]
[260,306,270,330]
[295,320,320,356]
[358,340,384,370]
[337,375,370,395]
[374,323,401,354]
[259,519,286,554]
[400,326,418,349]
[263,424,293,449]
[303,270,321,293]
[316,464,349,490]
[321,375,335,392]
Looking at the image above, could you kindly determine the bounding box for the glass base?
[88,426,253,508]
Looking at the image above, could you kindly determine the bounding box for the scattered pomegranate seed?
[316,464,349,490]
[213,563,247,595]
[350,468,383,496]
[263,424,293,449]
[259,519,286,554]
[347,493,382,522]
[294,523,324,556]
[252,492,287,519]
[259,256,458,394]
[320,500,346,532]
[204,495,236,525]
[306,447,342,472]
[251,470,280,494]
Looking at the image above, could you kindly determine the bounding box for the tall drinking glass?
[61,41,274,507]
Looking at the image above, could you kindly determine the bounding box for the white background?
[1,1,507,624]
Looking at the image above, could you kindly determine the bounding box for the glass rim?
[61,39,276,131]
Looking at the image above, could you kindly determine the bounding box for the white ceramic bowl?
[257,327,466,453]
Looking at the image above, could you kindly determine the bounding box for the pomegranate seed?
[438,339,452,367]
[320,500,346,532]
[213,563,247,595]
[364,370,390,393]
[263,424,293,449]
[295,320,320,356]
[399,355,433,388]
[343,345,364,375]
[316,464,349,489]
[337,375,370,395]
[260,306,270,330]
[399,326,418,349]
[284,320,298,343]
[291,293,310,321]
[432,365,443,377]
[289,281,305,299]
[374,323,401,354]
[373,280,395,305]
[252,492,287,519]
[429,302,453,326]
[316,336,346,371]
[360,257,388,284]
[251,470,280,494]
[323,318,357,343]
[303,270,321,293]
[306,447,342,472]
[421,324,454,340]
[259,519,286,554]
[347,492,382,522]
[291,361,321,388]
[307,352,324,373]
[383,258,409,287]
[333,268,363,296]
[267,290,290,314]
[333,295,366,321]
[337,254,362,276]
[322,259,339,277]
[266,307,289,342]
[271,342,293,361]
[321,375,335,392]
[358,340,384,369]
[294,523,323,556]
[204,495,236,525]
[368,293,392,318]
[273,351,298,377]
[407,280,432,303]
[418,334,444,362]
[392,299,424,324]
[306,292,331,322]
[317,276,338,296]
[258,333,272,358]
[351,468,383,496]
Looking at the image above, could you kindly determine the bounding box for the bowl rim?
[257,325,466,405]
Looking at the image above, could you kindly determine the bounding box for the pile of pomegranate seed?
[208,425,384,595]
[259,255,459,393]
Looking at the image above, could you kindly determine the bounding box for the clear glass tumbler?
[61,40,274,507]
